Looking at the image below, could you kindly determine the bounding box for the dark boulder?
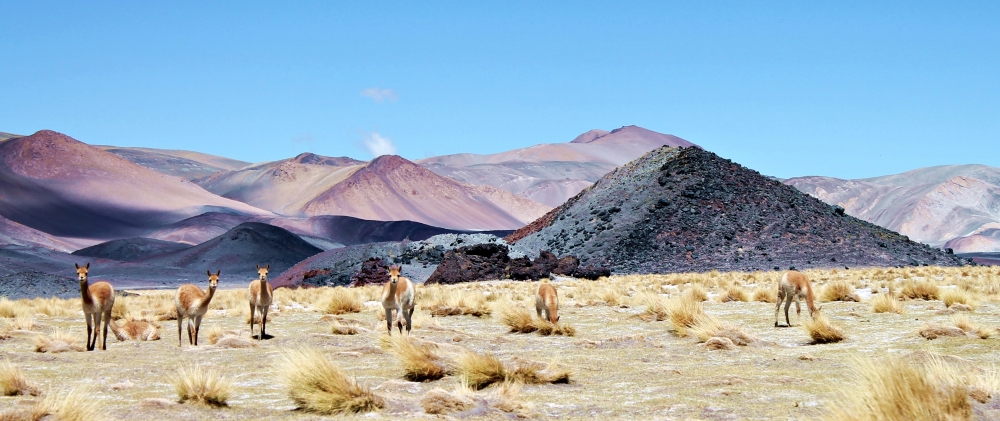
[425,243,511,284]
[350,257,391,287]
[509,256,536,281]
[573,265,611,280]
[553,255,580,275]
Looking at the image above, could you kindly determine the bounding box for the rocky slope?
[510,147,970,273]
[72,237,190,262]
[786,165,1000,252]
[96,146,251,180]
[0,130,268,239]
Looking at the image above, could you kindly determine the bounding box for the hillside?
[510,147,969,273]
[786,164,1000,251]
[96,146,252,179]
[72,237,190,261]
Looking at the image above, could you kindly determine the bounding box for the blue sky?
[2,2,998,179]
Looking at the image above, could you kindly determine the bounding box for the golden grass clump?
[324,288,362,315]
[495,302,575,336]
[330,321,359,335]
[455,350,570,390]
[940,288,978,310]
[682,284,708,302]
[870,293,904,314]
[33,329,85,353]
[753,287,777,303]
[802,315,846,344]
[205,326,225,345]
[277,347,384,414]
[717,285,749,302]
[667,295,704,337]
[379,336,452,382]
[6,386,103,421]
[0,298,29,319]
[952,314,995,339]
[820,280,860,302]
[823,354,998,421]
[171,365,232,407]
[637,292,669,321]
[3,317,37,333]
[533,320,576,336]
[899,279,940,301]
[420,387,475,414]
[687,315,756,346]
[0,359,40,397]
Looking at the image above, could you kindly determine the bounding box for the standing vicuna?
[535,283,560,323]
[75,263,114,351]
[248,265,273,340]
[175,270,220,346]
[381,265,415,335]
[774,270,821,327]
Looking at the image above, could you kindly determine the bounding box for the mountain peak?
[365,154,412,173]
[290,152,364,167]
[570,129,611,144]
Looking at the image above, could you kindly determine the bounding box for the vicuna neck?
[79,279,93,304]
[201,286,217,310]
[803,281,817,313]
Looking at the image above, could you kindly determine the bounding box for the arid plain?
[1,266,999,420]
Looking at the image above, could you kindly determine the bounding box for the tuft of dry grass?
[495,302,575,336]
[717,285,749,302]
[2,317,37,334]
[753,287,777,303]
[205,326,225,345]
[420,387,475,414]
[0,359,40,397]
[820,280,860,302]
[940,289,978,310]
[27,386,103,421]
[330,321,359,335]
[871,294,904,314]
[667,295,704,337]
[379,336,452,382]
[533,320,576,336]
[508,359,572,385]
[823,354,998,421]
[952,314,995,339]
[171,365,232,407]
[455,350,571,390]
[899,279,940,301]
[0,299,20,319]
[276,347,384,414]
[637,292,669,321]
[682,284,708,302]
[687,315,756,346]
[802,315,846,344]
[33,329,85,353]
[324,288,362,315]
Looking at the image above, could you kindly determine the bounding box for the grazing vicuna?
[535,283,560,323]
[175,270,220,346]
[75,263,115,351]
[110,319,160,341]
[381,265,415,335]
[774,270,820,327]
[248,265,273,340]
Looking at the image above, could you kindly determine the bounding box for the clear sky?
[2,2,998,179]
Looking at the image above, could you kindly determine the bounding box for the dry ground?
[1,266,1000,420]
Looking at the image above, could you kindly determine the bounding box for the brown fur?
[248,265,273,340]
[535,283,559,323]
[110,319,160,341]
[381,265,415,335]
[75,263,114,351]
[175,270,220,346]
[774,270,820,327]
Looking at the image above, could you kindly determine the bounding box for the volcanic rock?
[425,243,512,285]
[350,257,391,287]
[572,265,611,280]
[509,146,971,273]
[553,255,580,276]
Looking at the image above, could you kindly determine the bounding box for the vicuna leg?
[187,319,195,345]
[261,307,268,339]
[249,302,256,339]
[193,315,203,346]
[783,296,793,327]
[405,306,414,334]
[95,312,105,350]
[385,308,393,335]
[177,317,184,347]
[86,313,95,351]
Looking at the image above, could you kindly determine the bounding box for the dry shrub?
[172,365,232,407]
[823,354,999,421]
[324,288,362,315]
[111,298,128,320]
[682,284,708,302]
[899,279,940,301]
[507,360,572,385]
[718,285,749,302]
[688,315,756,346]
[0,299,20,319]
[941,289,978,310]
[34,329,85,353]
[420,382,534,417]
[206,326,225,345]
[667,296,704,337]
[637,292,669,321]
[952,314,995,339]
[330,322,359,335]
[533,320,576,337]
[802,315,846,344]
[379,336,452,382]
[277,347,384,414]
[820,280,860,302]
[496,302,537,333]
[753,287,777,303]
[10,386,103,421]
[871,294,904,314]
[3,317,36,333]
[420,387,475,414]
[456,350,571,390]
[0,359,40,396]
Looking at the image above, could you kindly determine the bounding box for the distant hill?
[786,164,1000,252]
[510,146,969,273]
[72,237,190,261]
[0,132,22,142]
[96,146,252,180]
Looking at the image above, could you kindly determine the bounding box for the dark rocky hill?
[140,222,322,277]
[509,146,971,273]
[72,237,190,261]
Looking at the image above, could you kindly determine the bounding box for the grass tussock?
[0,359,40,397]
[667,295,705,337]
[533,320,576,336]
[455,350,571,390]
[802,315,846,344]
[425,289,492,317]
[940,289,978,310]
[952,314,995,339]
[820,280,860,302]
[753,287,777,303]
[682,284,708,302]
[171,365,232,407]
[899,279,940,301]
[379,336,452,382]
[8,386,103,421]
[324,288,362,315]
[870,294,904,314]
[3,317,37,333]
[495,302,575,336]
[205,326,225,345]
[330,321,359,335]
[636,292,669,321]
[687,314,756,346]
[277,347,384,414]
[420,387,475,414]
[717,285,749,302]
[33,329,85,353]
[823,354,998,421]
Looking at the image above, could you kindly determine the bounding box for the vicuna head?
[206,270,220,289]
[74,263,90,282]
[388,265,401,285]
[256,264,269,281]
[811,305,822,319]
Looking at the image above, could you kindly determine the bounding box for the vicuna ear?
[216,270,221,276]
[207,270,212,276]
[256,264,260,270]
[75,263,79,269]
[265,264,269,270]
[85,263,90,269]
